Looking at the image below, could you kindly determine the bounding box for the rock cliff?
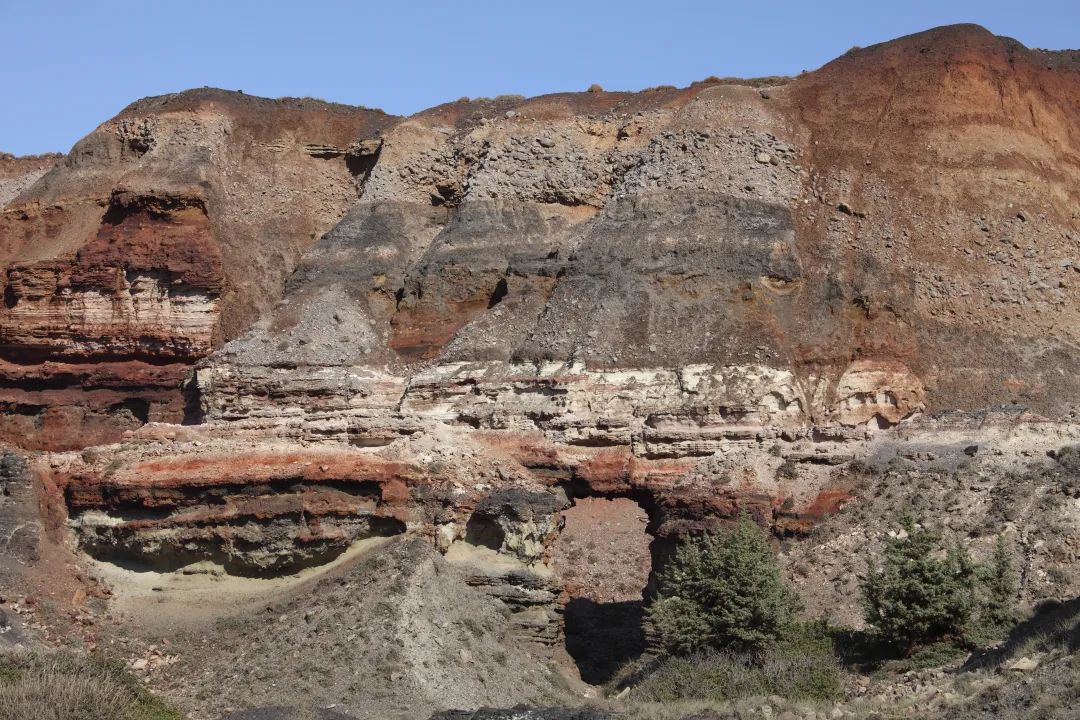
[2,24,1080,718]
[1,91,393,449]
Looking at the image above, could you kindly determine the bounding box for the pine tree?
[860,515,977,652]
[978,534,1019,637]
[648,514,797,654]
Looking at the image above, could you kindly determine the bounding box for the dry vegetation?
[0,653,182,720]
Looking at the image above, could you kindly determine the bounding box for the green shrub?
[861,515,978,652]
[624,622,842,703]
[648,514,797,654]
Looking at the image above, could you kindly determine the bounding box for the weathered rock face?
[0,152,61,207]
[6,24,1080,683]
[1,91,395,449]
[60,447,411,575]
[3,191,222,363]
[0,451,40,579]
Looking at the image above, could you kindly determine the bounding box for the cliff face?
[4,26,1080,707]
[198,25,1080,421]
[7,28,1079,451]
[0,91,394,449]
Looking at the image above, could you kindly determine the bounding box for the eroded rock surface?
[3,24,1080,717]
[1,91,394,449]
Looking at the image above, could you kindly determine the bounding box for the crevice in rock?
[345,137,383,198]
[181,374,204,425]
[100,190,207,226]
[107,398,150,425]
[486,277,509,309]
[0,403,43,418]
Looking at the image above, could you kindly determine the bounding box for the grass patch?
[0,652,183,720]
[613,622,842,703]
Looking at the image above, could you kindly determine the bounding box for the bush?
[622,622,842,703]
[0,652,182,720]
[648,514,797,654]
[861,515,978,652]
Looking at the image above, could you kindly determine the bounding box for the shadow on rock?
[564,597,646,685]
[431,706,615,719]
[963,596,1080,671]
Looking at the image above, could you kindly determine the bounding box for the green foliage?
[131,693,185,720]
[649,514,797,654]
[861,516,1021,652]
[975,535,1020,641]
[622,622,842,703]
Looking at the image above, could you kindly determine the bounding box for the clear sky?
[1,0,1077,156]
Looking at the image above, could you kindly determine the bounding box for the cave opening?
[345,142,381,180]
[464,512,506,550]
[181,375,204,425]
[76,514,407,578]
[108,398,151,425]
[551,496,656,685]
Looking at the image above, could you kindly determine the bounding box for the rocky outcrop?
[3,191,222,362]
[6,28,1079,452]
[61,448,411,575]
[0,91,395,449]
[0,451,39,579]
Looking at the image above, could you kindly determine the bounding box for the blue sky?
[1,0,1077,156]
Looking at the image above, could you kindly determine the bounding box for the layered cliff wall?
[0,91,395,449]
[4,25,1080,688]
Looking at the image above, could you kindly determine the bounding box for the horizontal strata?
[191,359,927,449]
[46,353,929,583]
[3,25,1080,665]
[4,24,1080,454]
[39,407,1080,645]
[0,96,393,450]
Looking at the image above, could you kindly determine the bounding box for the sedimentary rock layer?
[5,24,1080,654]
[0,152,60,206]
[0,92,395,449]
